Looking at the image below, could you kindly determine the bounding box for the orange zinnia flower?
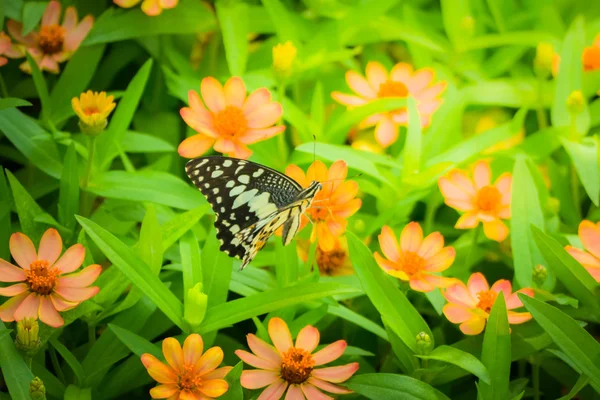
[583,34,600,71]
[236,317,358,400]
[374,222,456,292]
[443,273,534,335]
[179,76,285,159]
[7,1,93,74]
[0,32,17,67]
[285,160,361,252]
[438,160,512,242]
[331,61,446,147]
[565,220,600,282]
[0,229,101,328]
[297,237,354,276]
[114,0,178,16]
[141,334,231,399]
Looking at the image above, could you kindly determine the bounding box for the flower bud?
[184,283,208,329]
[415,332,432,354]
[533,264,547,286]
[71,90,116,136]
[272,41,297,80]
[15,318,40,356]
[534,42,555,78]
[566,90,585,116]
[29,377,46,400]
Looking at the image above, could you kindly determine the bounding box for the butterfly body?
[185,156,321,269]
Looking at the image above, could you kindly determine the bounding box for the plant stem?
[88,322,96,346]
[0,72,8,98]
[464,224,481,268]
[535,77,548,130]
[571,163,580,211]
[533,358,540,400]
[81,135,97,217]
[49,345,66,384]
[277,81,288,162]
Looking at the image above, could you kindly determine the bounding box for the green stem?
[88,322,96,346]
[277,81,288,159]
[423,199,439,235]
[568,112,579,141]
[464,224,481,268]
[535,77,548,130]
[0,72,8,98]
[571,163,580,211]
[49,345,66,384]
[83,135,96,189]
[533,358,540,400]
[25,356,32,370]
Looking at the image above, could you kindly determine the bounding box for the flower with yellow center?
[72,91,116,135]
[374,222,456,292]
[6,1,93,73]
[565,220,600,282]
[0,229,101,328]
[297,237,354,276]
[236,317,359,399]
[141,333,231,399]
[272,41,297,79]
[179,76,285,159]
[443,273,534,335]
[438,160,512,242]
[114,0,179,16]
[284,160,362,252]
[331,61,446,148]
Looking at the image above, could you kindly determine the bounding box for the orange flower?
[374,222,456,292]
[565,220,600,282]
[236,317,358,400]
[7,1,93,74]
[0,229,101,328]
[583,34,600,71]
[438,160,512,242]
[331,61,446,147]
[442,273,534,335]
[0,32,17,67]
[297,237,354,276]
[179,77,285,159]
[285,160,361,252]
[141,334,231,399]
[114,0,178,16]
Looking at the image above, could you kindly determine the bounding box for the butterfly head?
[297,180,322,202]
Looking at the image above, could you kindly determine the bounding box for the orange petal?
[257,379,288,400]
[247,333,282,364]
[224,77,246,108]
[443,281,476,308]
[378,226,401,262]
[38,296,64,328]
[0,292,29,322]
[331,92,367,107]
[473,161,491,190]
[42,0,61,27]
[311,363,359,383]
[62,6,78,32]
[332,198,361,219]
[438,178,473,210]
[295,325,320,353]
[374,116,398,147]
[507,311,532,324]
[63,15,93,53]
[149,384,179,399]
[245,102,283,128]
[424,247,455,272]
[0,283,28,297]
[406,68,434,93]
[239,126,285,144]
[506,288,534,309]
[443,303,472,323]
[58,264,101,287]
[565,246,600,269]
[286,384,305,400]
[345,70,375,99]
[308,378,352,394]
[243,88,272,115]
[235,349,279,370]
[0,259,26,282]
[201,77,226,113]
[268,317,293,354]
[213,138,236,154]
[183,333,204,366]
[418,232,444,259]
[459,316,486,335]
[490,279,512,299]
[312,340,346,366]
[400,222,423,252]
[53,285,98,302]
[384,268,410,281]
[448,169,477,196]
[162,338,184,374]
[230,142,252,159]
[494,173,512,204]
[482,219,509,242]
[13,293,41,321]
[300,383,333,400]
[53,244,85,274]
[390,62,413,83]
[49,293,78,312]
[180,107,218,138]
[178,134,215,158]
[316,223,336,252]
[141,354,178,384]
[202,366,233,380]
[38,228,62,266]
[198,379,228,398]
[327,160,347,182]
[307,161,328,183]
[417,81,446,101]
[240,370,280,389]
[455,212,479,229]
[467,273,489,299]
[365,61,388,93]
[409,277,436,292]
[188,90,206,111]
[286,165,309,188]
[9,232,37,270]
[579,220,600,259]
[195,347,224,376]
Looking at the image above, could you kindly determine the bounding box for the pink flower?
[374,222,456,292]
[114,0,179,16]
[7,0,93,74]
[236,317,359,400]
[179,77,285,159]
[442,273,534,335]
[0,32,19,67]
[438,160,512,242]
[565,220,600,282]
[0,229,101,328]
[331,61,446,147]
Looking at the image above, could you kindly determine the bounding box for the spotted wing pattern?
[185,156,305,267]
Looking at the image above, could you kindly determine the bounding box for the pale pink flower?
[565,220,600,282]
[114,0,179,16]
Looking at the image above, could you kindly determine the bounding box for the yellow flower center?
[476,185,501,212]
[378,80,409,98]
[26,260,60,295]
[178,364,203,392]
[316,247,346,275]
[476,290,497,313]
[38,25,65,55]
[214,106,247,138]
[280,347,315,384]
[400,251,425,277]
[83,106,100,116]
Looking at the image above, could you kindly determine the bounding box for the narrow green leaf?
[347,232,432,352]
[510,156,545,288]
[261,0,300,44]
[0,322,33,399]
[561,138,599,206]
[180,231,203,296]
[64,385,92,400]
[479,292,510,400]
[137,205,163,275]
[216,0,248,76]
[531,226,599,308]
[417,345,491,384]
[58,144,80,233]
[0,169,11,260]
[310,82,324,138]
[348,373,450,400]
[275,238,299,287]
[108,324,161,358]
[122,131,175,153]
[382,319,419,374]
[161,205,210,251]
[557,375,590,400]
[440,0,471,49]
[201,229,233,308]
[328,304,388,341]
[21,2,46,36]
[50,338,86,385]
[76,216,186,330]
[520,295,600,388]
[0,98,31,110]
[26,52,51,123]
[402,96,422,179]
[220,362,243,400]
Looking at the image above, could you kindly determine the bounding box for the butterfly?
[185,156,322,270]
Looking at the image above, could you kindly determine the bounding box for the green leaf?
[108,324,161,358]
[161,205,210,251]
[0,109,62,179]
[275,237,299,287]
[26,52,51,123]
[122,131,175,153]
[201,229,233,308]
[137,205,163,275]
[0,98,31,110]
[88,170,205,210]
[0,169,12,260]
[348,373,450,400]
[220,362,243,400]
[479,292,510,400]
[328,304,388,341]
[417,345,491,384]
[180,231,203,297]
[383,319,419,374]
[50,338,86,385]
[64,385,92,400]
[510,156,545,288]
[199,282,359,333]
[58,144,80,233]
[561,137,599,206]
[402,96,422,179]
[216,0,248,76]
[520,295,600,388]
[347,232,432,352]
[84,0,216,45]
[531,226,599,308]
[557,375,590,400]
[310,82,324,139]
[261,0,300,44]
[21,2,45,36]
[440,0,471,49]
[76,216,186,330]
[0,322,33,399]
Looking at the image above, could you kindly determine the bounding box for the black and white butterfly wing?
[185,156,305,266]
